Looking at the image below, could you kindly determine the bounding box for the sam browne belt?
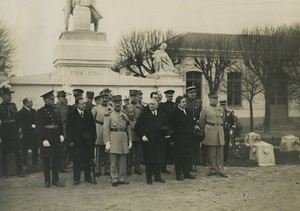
[206,121,223,126]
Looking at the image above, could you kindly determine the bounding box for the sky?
[0,0,300,76]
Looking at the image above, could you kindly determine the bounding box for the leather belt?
[206,121,223,126]
[44,125,59,129]
[110,128,126,132]
[95,120,103,125]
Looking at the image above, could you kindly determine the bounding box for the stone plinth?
[244,132,261,146]
[250,141,275,166]
[73,6,91,31]
[146,71,180,79]
[280,135,300,152]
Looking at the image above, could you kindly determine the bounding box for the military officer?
[71,88,84,110]
[92,89,111,177]
[56,90,69,173]
[103,95,132,187]
[85,91,95,112]
[160,90,177,174]
[36,90,65,187]
[94,95,101,105]
[123,90,143,175]
[137,90,147,108]
[199,92,228,178]
[185,86,207,167]
[0,84,25,178]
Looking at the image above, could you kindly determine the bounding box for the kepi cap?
[129,90,138,96]
[186,86,196,93]
[111,95,122,102]
[73,89,84,97]
[219,100,226,105]
[164,90,175,95]
[41,90,55,99]
[86,91,94,99]
[137,90,143,95]
[208,92,218,99]
[94,95,101,101]
[57,90,67,98]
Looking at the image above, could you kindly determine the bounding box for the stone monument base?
[146,71,180,79]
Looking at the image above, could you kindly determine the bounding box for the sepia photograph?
[0,0,300,210]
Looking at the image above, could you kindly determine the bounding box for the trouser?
[43,157,59,184]
[59,140,69,170]
[1,148,22,175]
[73,160,91,182]
[224,136,230,162]
[110,153,127,183]
[201,143,209,165]
[22,147,38,166]
[145,163,162,182]
[127,141,142,172]
[161,138,174,171]
[175,157,192,178]
[193,138,201,165]
[208,146,224,174]
[95,145,110,175]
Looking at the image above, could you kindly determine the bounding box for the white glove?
[69,142,74,147]
[142,135,148,142]
[43,140,50,147]
[105,142,111,151]
[31,124,36,128]
[129,141,132,149]
[60,135,64,143]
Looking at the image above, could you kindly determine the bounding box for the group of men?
[0,83,234,188]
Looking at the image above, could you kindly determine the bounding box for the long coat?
[0,102,21,152]
[199,104,225,146]
[103,111,131,154]
[92,104,109,145]
[36,105,63,158]
[17,107,38,149]
[169,107,195,158]
[134,110,168,164]
[66,109,96,161]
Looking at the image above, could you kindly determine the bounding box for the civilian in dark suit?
[67,97,97,185]
[170,96,198,181]
[18,98,39,168]
[134,98,169,185]
[36,90,65,188]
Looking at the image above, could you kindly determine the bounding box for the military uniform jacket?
[123,103,143,142]
[36,104,63,158]
[160,101,176,117]
[199,104,225,146]
[103,111,131,154]
[56,101,69,138]
[186,98,202,123]
[66,109,96,161]
[0,102,21,152]
[17,106,38,149]
[85,101,95,112]
[92,104,109,145]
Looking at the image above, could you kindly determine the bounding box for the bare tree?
[194,34,235,93]
[237,25,298,133]
[0,20,15,74]
[114,29,181,77]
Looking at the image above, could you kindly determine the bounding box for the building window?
[227,72,241,106]
[186,71,202,99]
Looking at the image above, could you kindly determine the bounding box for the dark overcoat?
[66,109,96,161]
[17,107,38,149]
[36,105,63,158]
[170,107,195,158]
[134,110,168,164]
[0,102,21,152]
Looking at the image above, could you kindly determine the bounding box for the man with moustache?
[103,95,132,187]
[36,90,65,187]
[92,89,111,177]
[199,92,228,178]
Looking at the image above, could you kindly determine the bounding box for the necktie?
[80,111,84,118]
[153,111,156,116]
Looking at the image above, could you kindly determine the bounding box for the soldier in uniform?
[56,91,69,173]
[137,90,147,108]
[92,90,111,177]
[199,92,228,178]
[94,94,101,105]
[36,90,65,187]
[185,86,207,168]
[17,98,39,169]
[123,90,143,175]
[160,90,177,174]
[71,89,84,110]
[122,95,130,110]
[0,85,25,178]
[85,91,95,112]
[103,95,132,187]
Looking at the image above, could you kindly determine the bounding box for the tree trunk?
[264,87,272,133]
[249,100,254,132]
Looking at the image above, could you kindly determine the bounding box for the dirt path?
[1,165,300,211]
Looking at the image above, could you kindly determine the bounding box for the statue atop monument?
[152,43,176,72]
[64,0,103,32]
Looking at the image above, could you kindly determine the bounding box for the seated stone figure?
[152,43,175,72]
[64,0,103,31]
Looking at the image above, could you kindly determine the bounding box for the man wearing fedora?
[199,92,228,178]
[36,90,65,187]
[0,83,25,178]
